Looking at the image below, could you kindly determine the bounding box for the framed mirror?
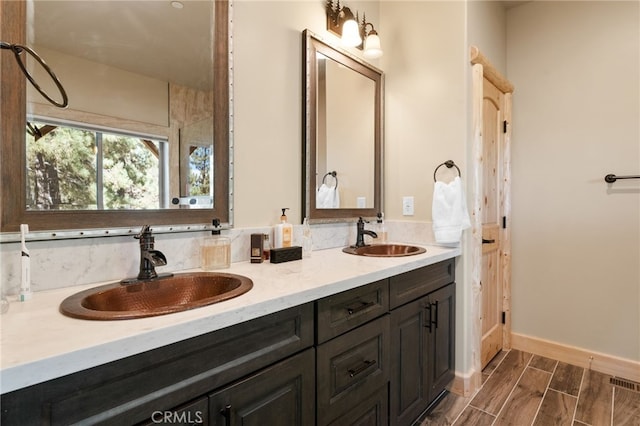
[0,0,231,234]
[302,30,383,222]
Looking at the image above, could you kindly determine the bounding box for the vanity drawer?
[316,315,390,425]
[316,278,389,344]
[390,259,455,309]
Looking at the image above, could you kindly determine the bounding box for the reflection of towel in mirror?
[316,184,340,208]
[432,176,470,244]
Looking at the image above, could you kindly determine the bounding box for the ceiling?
[31,0,215,90]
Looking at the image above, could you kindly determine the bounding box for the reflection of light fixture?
[363,23,383,59]
[170,1,184,9]
[326,0,383,57]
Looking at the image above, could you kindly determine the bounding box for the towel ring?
[433,160,461,182]
[321,171,338,189]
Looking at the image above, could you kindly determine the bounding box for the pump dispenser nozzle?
[280,208,290,221]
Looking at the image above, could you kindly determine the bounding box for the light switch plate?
[402,196,414,216]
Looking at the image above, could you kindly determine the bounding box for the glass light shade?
[341,19,362,47]
[363,34,383,59]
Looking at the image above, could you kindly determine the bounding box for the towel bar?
[604,174,640,183]
[321,171,338,188]
[434,160,461,182]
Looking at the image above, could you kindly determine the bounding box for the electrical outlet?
[402,196,414,216]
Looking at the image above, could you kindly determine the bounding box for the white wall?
[507,1,640,361]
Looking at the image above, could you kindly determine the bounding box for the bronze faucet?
[354,217,378,248]
[134,225,167,281]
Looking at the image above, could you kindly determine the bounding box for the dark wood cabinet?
[316,315,390,425]
[327,384,389,426]
[1,303,314,426]
[1,258,457,426]
[427,283,456,403]
[209,348,315,426]
[389,276,455,426]
[316,278,389,344]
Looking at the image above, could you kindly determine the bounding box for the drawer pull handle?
[432,301,439,329]
[220,405,232,426]
[346,300,375,315]
[482,238,495,244]
[424,304,432,331]
[348,359,377,377]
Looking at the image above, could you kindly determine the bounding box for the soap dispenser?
[273,208,293,249]
[201,218,231,270]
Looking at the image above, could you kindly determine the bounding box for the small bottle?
[376,212,388,244]
[263,233,271,261]
[302,217,313,257]
[273,208,293,249]
[201,218,231,270]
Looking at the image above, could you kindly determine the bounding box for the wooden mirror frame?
[0,0,231,233]
[302,30,383,223]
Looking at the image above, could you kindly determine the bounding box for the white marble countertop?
[0,243,460,394]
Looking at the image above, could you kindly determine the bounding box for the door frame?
[469,45,513,391]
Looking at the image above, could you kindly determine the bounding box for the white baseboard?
[511,332,640,383]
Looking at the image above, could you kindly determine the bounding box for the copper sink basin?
[59,272,253,320]
[342,244,426,257]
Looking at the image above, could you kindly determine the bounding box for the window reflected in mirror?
[26,120,169,210]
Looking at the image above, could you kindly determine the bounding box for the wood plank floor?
[415,350,640,426]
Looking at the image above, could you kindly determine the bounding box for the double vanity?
[1,243,459,425]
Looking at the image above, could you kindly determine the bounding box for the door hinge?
[502,216,507,229]
[503,120,508,133]
[502,311,506,324]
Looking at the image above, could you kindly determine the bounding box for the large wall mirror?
[0,0,231,234]
[302,30,383,222]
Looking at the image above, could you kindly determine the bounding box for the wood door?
[480,77,507,368]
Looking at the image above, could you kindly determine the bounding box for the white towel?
[432,176,471,244]
[316,184,340,208]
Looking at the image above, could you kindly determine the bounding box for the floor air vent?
[610,377,640,393]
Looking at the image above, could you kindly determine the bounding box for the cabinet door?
[426,283,455,402]
[390,295,430,426]
[317,315,390,425]
[327,384,388,426]
[209,348,315,426]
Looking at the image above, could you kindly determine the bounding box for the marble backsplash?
[0,221,438,295]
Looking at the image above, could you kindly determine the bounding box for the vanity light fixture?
[363,23,383,59]
[326,0,383,57]
[170,1,184,9]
